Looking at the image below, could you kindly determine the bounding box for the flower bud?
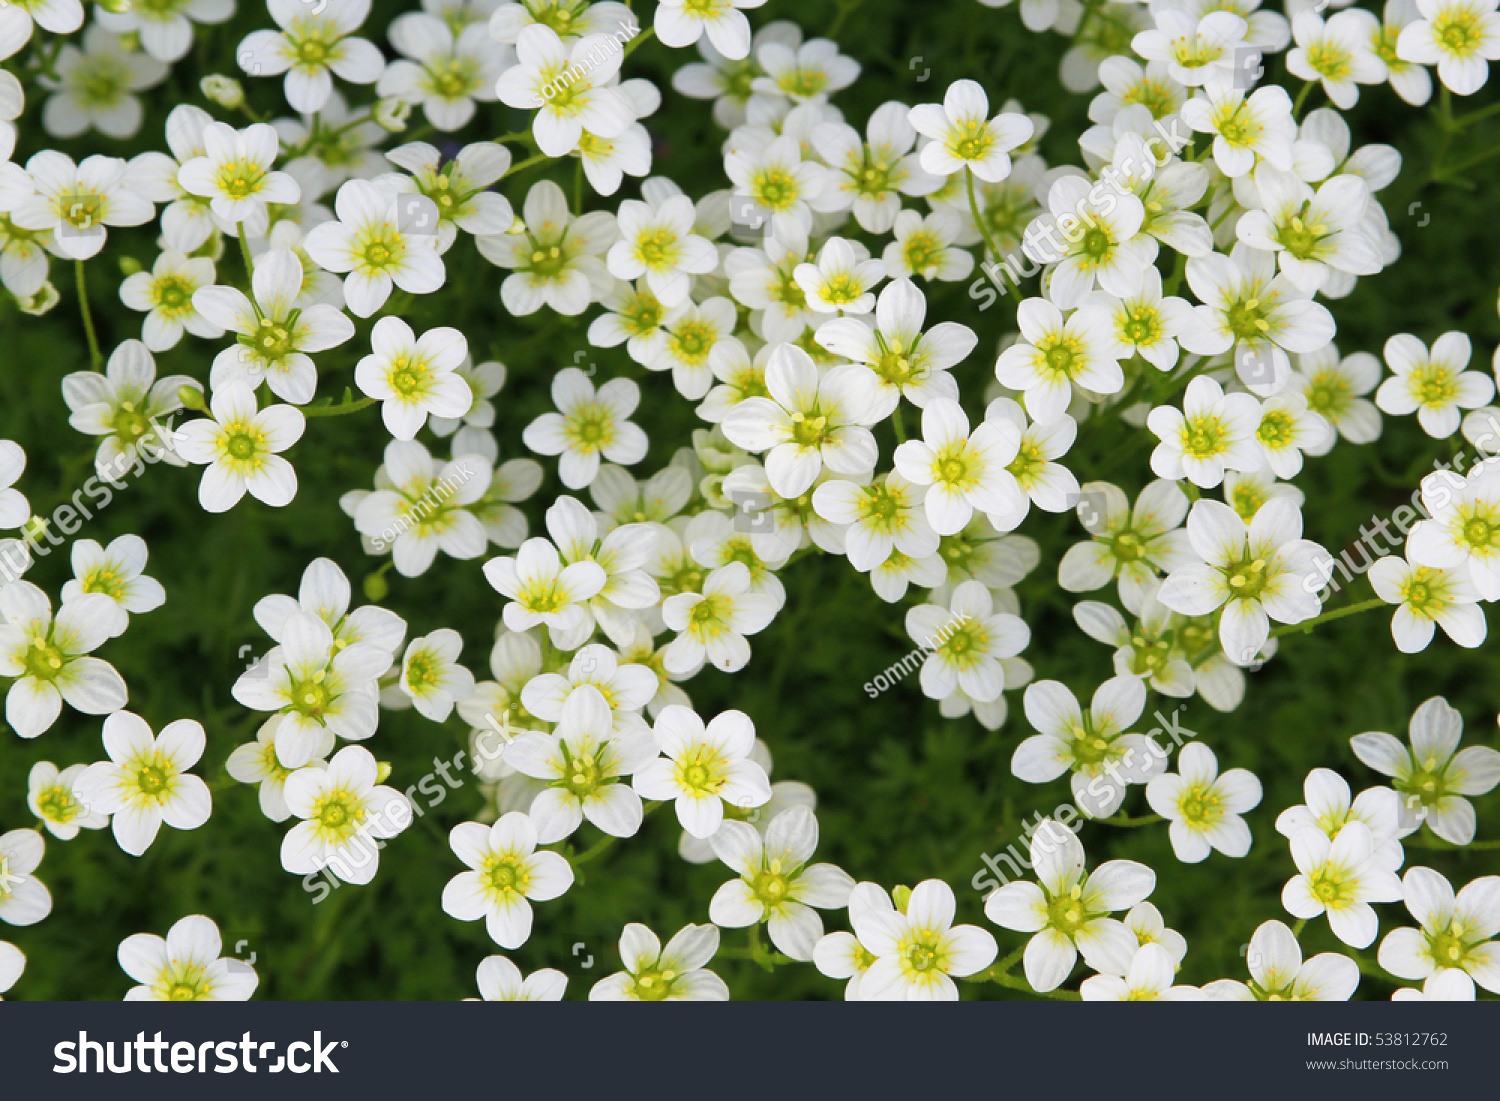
[891,884,912,914]
[177,384,207,412]
[200,74,245,111]
[363,571,389,602]
[118,256,143,276]
[373,97,412,133]
[16,282,59,316]
[375,760,393,784]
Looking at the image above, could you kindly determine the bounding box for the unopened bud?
[375,760,392,784]
[891,884,912,914]
[16,282,59,316]
[372,97,412,133]
[363,571,389,602]
[200,74,245,111]
[118,256,143,276]
[177,384,207,412]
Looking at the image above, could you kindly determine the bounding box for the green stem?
[1291,80,1316,120]
[502,152,553,179]
[1407,834,1500,851]
[965,166,1004,264]
[238,229,256,280]
[1267,597,1386,640]
[302,395,377,418]
[75,260,102,369]
[1096,812,1163,828]
[1435,142,1500,181]
[992,972,1081,999]
[621,25,655,61]
[891,407,906,445]
[1291,918,1307,939]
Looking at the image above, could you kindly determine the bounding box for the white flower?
[27,761,108,839]
[1146,742,1262,862]
[908,79,1035,183]
[813,470,939,571]
[793,236,886,315]
[1284,821,1406,948]
[95,0,233,63]
[174,381,306,513]
[225,715,327,822]
[1059,479,1195,610]
[523,368,648,489]
[659,561,781,674]
[1253,389,1333,478]
[483,536,607,646]
[118,249,221,352]
[476,180,616,316]
[906,579,1030,705]
[1292,345,1383,443]
[883,208,974,282]
[63,341,195,476]
[0,0,83,60]
[654,0,762,60]
[722,343,880,499]
[1203,919,1360,1000]
[1277,766,1410,872]
[1396,0,1500,95]
[996,298,1125,421]
[377,14,506,131]
[0,940,23,997]
[651,296,738,399]
[1180,81,1297,178]
[60,534,165,638]
[399,629,474,721]
[1235,167,1382,295]
[544,494,661,646]
[441,811,574,948]
[1081,943,1205,1000]
[281,745,411,884]
[1090,266,1195,372]
[0,581,128,739]
[303,178,447,317]
[1011,676,1164,818]
[854,879,996,1000]
[1287,10,1389,108]
[178,122,301,232]
[381,141,515,254]
[1147,375,1264,488]
[812,881,894,999]
[353,441,491,576]
[473,955,567,1000]
[353,317,473,440]
[237,0,386,114]
[607,189,717,307]
[893,398,1025,536]
[1375,331,1494,438]
[79,712,211,857]
[41,25,168,139]
[495,25,632,156]
[1368,554,1486,653]
[724,132,835,231]
[589,922,728,1000]
[1378,866,1500,998]
[11,151,153,260]
[1350,696,1500,845]
[708,806,853,960]
[985,820,1156,991]
[633,704,772,837]
[118,915,257,1001]
[812,102,941,234]
[1405,462,1500,598]
[0,829,50,926]
[1131,9,1249,87]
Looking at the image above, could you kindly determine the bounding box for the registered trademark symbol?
[341,1041,348,1047]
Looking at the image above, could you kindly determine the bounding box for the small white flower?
[281,745,412,885]
[1254,389,1333,478]
[607,189,717,307]
[11,151,154,260]
[237,0,387,114]
[0,829,51,926]
[1375,331,1494,438]
[1203,919,1360,1000]
[354,317,473,440]
[178,122,301,232]
[996,298,1125,421]
[1131,9,1249,87]
[476,180,617,317]
[473,955,567,1001]
[117,915,257,1001]
[1368,554,1486,653]
[225,715,327,822]
[27,761,109,839]
[523,367,648,489]
[793,236,886,315]
[1292,345,1383,443]
[906,579,1030,707]
[659,561,781,674]
[589,922,728,1000]
[1180,81,1297,178]
[79,711,212,857]
[174,381,306,513]
[41,26,168,140]
[893,398,1026,536]
[119,249,221,352]
[633,704,772,837]
[855,879,997,1000]
[1283,821,1405,948]
[60,534,166,638]
[303,178,447,317]
[908,79,1035,183]
[1147,375,1264,488]
[0,581,128,739]
[1059,479,1195,610]
[495,24,632,156]
[1396,0,1500,95]
[1286,10,1389,108]
[63,340,196,476]
[483,536,607,647]
[654,0,761,60]
[1378,866,1500,998]
[1405,462,1500,598]
[441,811,574,947]
[1146,742,1262,862]
[399,628,474,721]
[376,14,506,131]
[1081,943,1205,1000]
[352,441,492,575]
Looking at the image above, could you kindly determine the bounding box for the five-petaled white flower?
[908,79,1035,183]
[1146,742,1262,862]
[117,915,258,1001]
[589,922,728,1000]
[0,581,128,739]
[633,704,772,837]
[441,811,574,948]
[855,878,998,1000]
[174,381,307,513]
[79,711,212,857]
[280,745,412,885]
[1282,821,1405,948]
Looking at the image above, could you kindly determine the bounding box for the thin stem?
[965,166,1004,265]
[302,395,377,418]
[502,152,553,179]
[891,406,906,445]
[1267,597,1386,640]
[1291,80,1316,120]
[573,158,584,216]
[75,260,102,369]
[238,229,256,281]
[621,25,655,61]
[992,972,1082,999]
[1096,812,1163,828]
[1435,142,1500,181]
[1451,98,1500,129]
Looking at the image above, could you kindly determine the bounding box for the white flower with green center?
[495,24,632,156]
[793,235,886,315]
[719,462,847,562]
[1059,478,1195,610]
[1180,81,1297,178]
[1368,0,1434,104]
[1236,166,1383,295]
[178,121,301,232]
[1276,767,1409,873]
[382,141,514,256]
[281,745,412,885]
[27,761,109,839]
[660,560,782,674]
[64,339,197,476]
[1073,589,1196,697]
[484,535,608,648]
[1283,821,1405,947]
[996,298,1125,423]
[590,278,670,365]
[814,470,939,571]
[1376,331,1494,438]
[1396,0,1500,95]
[1011,675,1164,818]
[253,556,402,668]
[1090,56,1187,124]
[725,133,836,231]
[194,247,356,405]
[851,878,996,1000]
[226,714,329,822]
[1131,9,1248,86]
[0,0,83,59]
[882,208,974,283]
[1158,497,1330,664]
[0,829,51,926]
[472,955,567,1001]
[753,37,858,102]
[812,881,895,1000]
[1350,696,1500,846]
[174,381,306,513]
[441,810,574,948]
[1146,742,1262,862]
[1203,919,1360,1000]
[489,0,631,44]
[906,579,1030,707]
[987,397,1080,520]
[1091,265,1195,372]
[1291,344,1383,444]
[0,940,23,998]
[1287,10,1389,108]
[1147,375,1264,488]
[304,178,447,318]
[909,79,1035,182]
[353,440,492,576]
[354,316,473,441]
[633,704,772,836]
[589,462,693,529]
[1081,943,1205,1000]
[1024,177,1154,310]
[1406,462,1500,597]
[117,915,257,1001]
[231,610,389,768]
[708,806,854,961]
[985,819,1156,991]
[1223,466,1304,523]
[1253,389,1332,478]
[399,629,475,722]
[894,397,1025,536]
[61,534,166,639]
[0,581,128,739]
[477,180,618,317]
[504,684,659,842]
[650,296,738,400]
[236,0,386,114]
[11,150,154,260]
[542,496,661,646]
[78,711,211,857]
[94,0,232,63]
[590,922,728,1000]
[607,191,717,308]
[1378,866,1500,998]
[118,248,221,353]
[812,102,942,234]
[815,278,974,418]
[523,367,648,489]
[1368,554,1485,653]
[40,25,168,140]
[377,15,504,131]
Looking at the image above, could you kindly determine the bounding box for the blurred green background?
[2,0,1499,1000]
